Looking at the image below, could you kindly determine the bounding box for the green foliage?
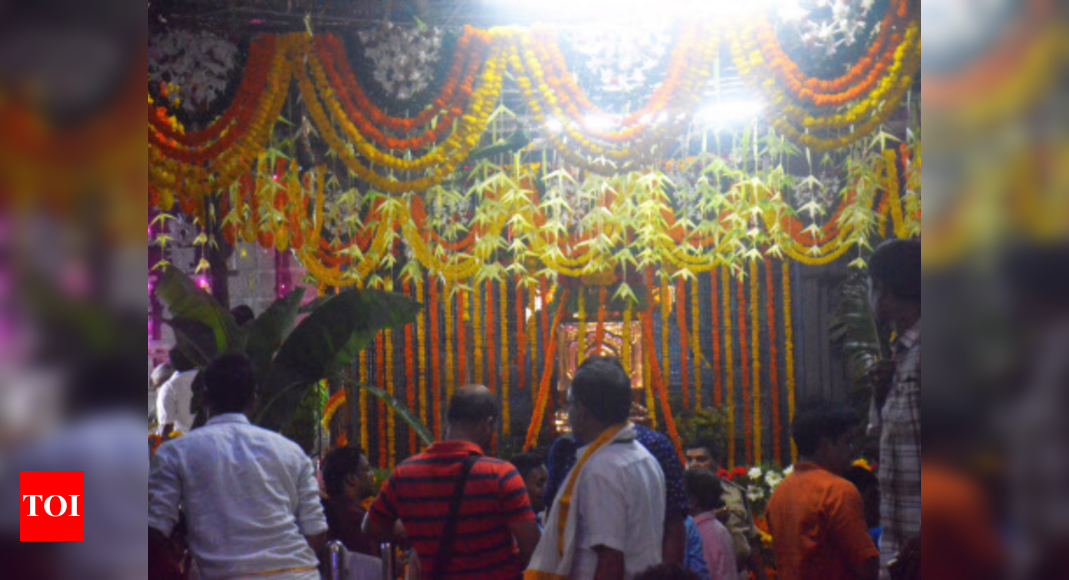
[676,406,731,459]
[829,271,890,411]
[156,268,428,451]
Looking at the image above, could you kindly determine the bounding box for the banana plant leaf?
[156,268,239,356]
[830,273,890,402]
[244,288,305,378]
[256,289,422,431]
[342,379,435,446]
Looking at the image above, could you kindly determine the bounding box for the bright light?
[699,98,766,129]
[545,118,564,133]
[483,0,772,22]
[584,114,615,132]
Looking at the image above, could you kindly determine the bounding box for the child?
[843,464,882,549]
[684,468,738,580]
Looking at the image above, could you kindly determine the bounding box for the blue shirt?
[544,424,689,522]
[685,516,712,580]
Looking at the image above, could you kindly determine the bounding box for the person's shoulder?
[824,472,864,501]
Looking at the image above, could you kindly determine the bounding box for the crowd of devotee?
[147,240,951,580]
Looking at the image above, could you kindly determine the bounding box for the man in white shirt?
[155,349,196,437]
[568,357,667,580]
[148,354,327,579]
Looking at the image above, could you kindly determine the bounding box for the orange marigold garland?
[659,275,671,411]
[416,277,428,449]
[515,277,526,389]
[525,288,570,450]
[765,259,782,464]
[485,280,496,393]
[473,282,483,384]
[676,276,690,410]
[737,273,752,466]
[711,271,722,406]
[722,267,736,467]
[359,350,369,453]
[690,277,701,409]
[750,260,762,467]
[404,280,417,457]
[376,334,386,466]
[385,324,396,469]
[783,261,798,462]
[444,284,456,416]
[642,293,684,464]
[429,277,442,438]
[500,279,510,435]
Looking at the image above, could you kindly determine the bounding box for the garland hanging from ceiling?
[148,0,920,209]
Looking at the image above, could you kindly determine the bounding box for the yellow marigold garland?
[577,290,588,357]
[691,277,701,409]
[416,277,428,448]
[473,280,484,384]
[359,350,369,452]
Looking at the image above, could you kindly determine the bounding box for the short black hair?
[202,353,257,414]
[634,563,701,580]
[843,465,879,495]
[321,446,366,499]
[510,451,546,479]
[230,305,256,327]
[446,385,499,426]
[685,438,722,463]
[684,468,725,512]
[572,356,632,425]
[791,400,860,457]
[169,347,196,373]
[868,238,921,301]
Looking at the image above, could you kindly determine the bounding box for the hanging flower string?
[525,288,570,450]
[765,259,782,464]
[783,261,797,462]
[500,279,511,435]
[676,276,690,410]
[750,259,762,466]
[722,267,736,467]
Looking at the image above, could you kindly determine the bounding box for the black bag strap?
[433,455,478,580]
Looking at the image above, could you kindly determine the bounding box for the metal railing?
[324,540,396,580]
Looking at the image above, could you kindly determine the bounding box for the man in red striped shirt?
[363,384,541,579]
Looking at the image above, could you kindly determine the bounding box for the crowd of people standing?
[149,240,927,580]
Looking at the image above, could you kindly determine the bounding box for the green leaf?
[343,379,435,445]
[243,288,306,378]
[156,267,238,356]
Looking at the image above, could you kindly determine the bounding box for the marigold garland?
[750,260,762,466]
[404,280,417,457]
[622,301,633,375]
[525,288,570,450]
[690,277,702,409]
[429,278,442,438]
[486,280,497,394]
[416,277,429,447]
[593,287,607,353]
[385,323,396,468]
[722,267,736,467]
[457,289,468,385]
[577,290,588,357]
[473,281,484,384]
[783,261,798,463]
[444,284,456,409]
[322,388,347,432]
[641,293,684,464]
[515,277,526,389]
[675,276,690,409]
[375,334,386,466]
[359,350,369,452]
[765,259,782,464]
[659,275,671,408]
[710,271,721,406]
[500,279,511,435]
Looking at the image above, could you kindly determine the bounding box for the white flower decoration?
[784,465,795,476]
[748,467,764,480]
[783,0,875,58]
[358,23,443,101]
[746,485,765,504]
[149,30,238,112]
[765,471,784,488]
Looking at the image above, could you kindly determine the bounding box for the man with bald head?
[364,385,541,579]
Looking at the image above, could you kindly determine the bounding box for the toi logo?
[20,471,84,541]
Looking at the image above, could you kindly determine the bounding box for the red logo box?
[20,471,84,541]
